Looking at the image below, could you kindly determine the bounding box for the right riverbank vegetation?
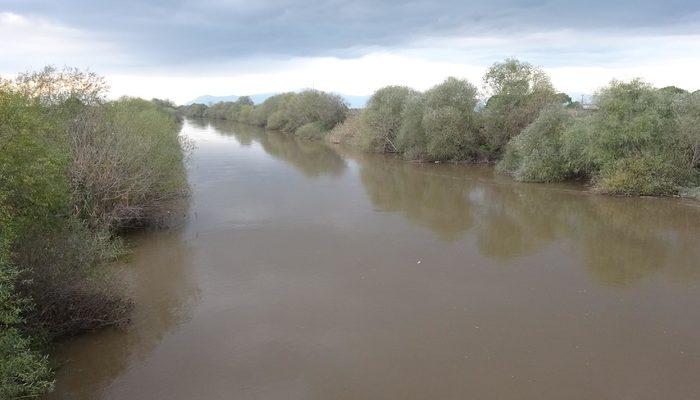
[182,58,700,199]
[0,67,189,398]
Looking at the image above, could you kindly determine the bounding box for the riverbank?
[0,67,189,398]
[178,58,699,200]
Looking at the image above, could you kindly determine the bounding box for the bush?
[497,79,700,196]
[560,114,598,178]
[295,121,327,140]
[361,86,418,152]
[422,77,481,161]
[266,109,291,130]
[256,93,295,127]
[180,103,208,118]
[1,68,190,397]
[676,91,700,168]
[595,153,685,196]
[481,58,558,158]
[326,111,367,147]
[396,94,427,159]
[497,105,572,182]
[283,90,348,132]
[204,101,235,119]
[587,80,693,195]
[0,199,54,398]
[69,98,187,230]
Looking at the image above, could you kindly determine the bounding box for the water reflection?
[48,230,199,399]
[210,119,347,177]
[356,153,476,242]
[344,147,700,287]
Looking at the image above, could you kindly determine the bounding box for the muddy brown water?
[47,119,700,400]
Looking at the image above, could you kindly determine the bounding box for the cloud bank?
[1,0,699,102]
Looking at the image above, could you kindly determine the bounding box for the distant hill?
[187,93,276,106]
[186,92,369,108]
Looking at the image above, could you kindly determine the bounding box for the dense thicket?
[328,58,699,197]
[178,90,348,140]
[179,58,699,198]
[0,67,189,397]
[497,80,700,195]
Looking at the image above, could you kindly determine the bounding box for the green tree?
[361,86,418,152]
[482,58,558,158]
[422,77,482,161]
[497,105,572,182]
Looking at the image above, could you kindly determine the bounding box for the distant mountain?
[341,95,369,109]
[186,92,369,108]
[187,95,239,105]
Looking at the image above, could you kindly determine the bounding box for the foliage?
[282,90,348,132]
[676,91,700,168]
[0,67,190,397]
[69,98,187,230]
[0,134,55,397]
[497,105,573,182]
[586,79,693,195]
[422,77,482,161]
[497,78,700,196]
[360,86,418,152]
[187,90,348,138]
[481,58,558,158]
[11,66,107,106]
[327,111,367,147]
[395,94,427,159]
[295,121,327,140]
[180,103,208,118]
[595,153,685,196]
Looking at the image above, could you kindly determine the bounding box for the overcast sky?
[1,0,699,103]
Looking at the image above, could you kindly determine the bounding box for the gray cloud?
[2,0,700,65]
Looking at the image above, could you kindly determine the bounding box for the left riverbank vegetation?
[0,66,189,398]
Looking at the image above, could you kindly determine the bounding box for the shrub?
[422,77,481,161]
[266,109,291,130]
[283,90,348,132]
[595,153,684,196]
[497,105,572,182]
[0,199,54,399]
[295,121,327,140]
[587,79,692,195]
[396,94,427,160]
[560,114,598,178]
[256,93,295,127]
[12,65,107,106]
[481,58,558,158]
[15,218,131,338]
[69,98,187,230]
[676,91,700,169]
[180,103,208,118]
[237,104,255,124]
[204,101,235,119]
[326,111,367,147]
[1,68,190,398]
[361,86,418,152]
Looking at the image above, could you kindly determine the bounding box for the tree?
[422,77,482,161]
[481,58,558,158]
[361,86,418,152]
[236,96,254,106]
[497,105,572,182]
[677,91,700,168]
[11,66,108,106]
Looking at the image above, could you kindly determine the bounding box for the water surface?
[48,119,700,399]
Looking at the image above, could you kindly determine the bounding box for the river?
[47,119,700,399]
